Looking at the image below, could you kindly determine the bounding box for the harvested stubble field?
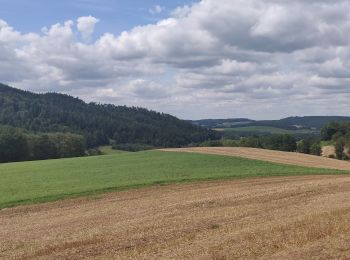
[1,175,350,259]
[161,147,350,171]
[2,148,350,259]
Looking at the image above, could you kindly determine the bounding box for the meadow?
[0,150,345,209]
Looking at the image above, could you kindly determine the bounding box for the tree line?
[0,126,86,163]
[199,134,322,156]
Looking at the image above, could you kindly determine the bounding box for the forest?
[0,83,217,146]
[0,126,86,163]
[0,83,218,163]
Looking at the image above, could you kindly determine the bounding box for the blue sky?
[1,0,349,119]
[0,0,195,36]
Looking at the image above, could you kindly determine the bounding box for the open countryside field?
[0,150,344,209]
[1,175,350,259]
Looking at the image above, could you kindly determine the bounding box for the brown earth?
[1,175,350,259]
[161,147,350,171]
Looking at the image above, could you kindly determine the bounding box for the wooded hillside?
[0,83,217,148]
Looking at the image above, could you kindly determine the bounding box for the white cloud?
[77,16,99,41]
[171,5,191,18]
[1,1,350,119]
[149,5,164,15]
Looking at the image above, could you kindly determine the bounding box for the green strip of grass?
[0,151,347,209]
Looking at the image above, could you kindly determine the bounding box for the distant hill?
[252,116,350,130]
[192,118,254,128]
[0,83,217,148]
[193,116,350,131]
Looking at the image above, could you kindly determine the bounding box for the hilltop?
[0,83,216,148]
[193,116,350,131]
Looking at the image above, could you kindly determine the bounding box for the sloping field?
[1,175,350,259]
[1,151,340,209]
[161,147,350,171]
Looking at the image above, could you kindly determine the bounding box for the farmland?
[162,147,350,170]
[1,174,350,259]
[0,150,343,209]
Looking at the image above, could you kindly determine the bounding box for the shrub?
[335,140,345,160]
[239,136,261,148]
[310,142,322,156]
[222,139,239,147]
[86,148,103,156]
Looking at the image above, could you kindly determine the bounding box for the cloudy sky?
[1,0,350,119]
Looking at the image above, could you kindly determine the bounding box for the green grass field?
[99,146,129,155]
[215,126,315,135]
[0,151,346,209]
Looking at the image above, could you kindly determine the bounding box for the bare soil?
[161,147,350,171]
[1,175,350,259]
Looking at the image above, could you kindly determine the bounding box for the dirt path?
[161,147,350,171]
[1,175,350,259]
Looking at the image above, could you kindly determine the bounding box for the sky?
[1,0,350,120]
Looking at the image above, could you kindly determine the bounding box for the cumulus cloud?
[1,0,350,119]
[77,16,99,41]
